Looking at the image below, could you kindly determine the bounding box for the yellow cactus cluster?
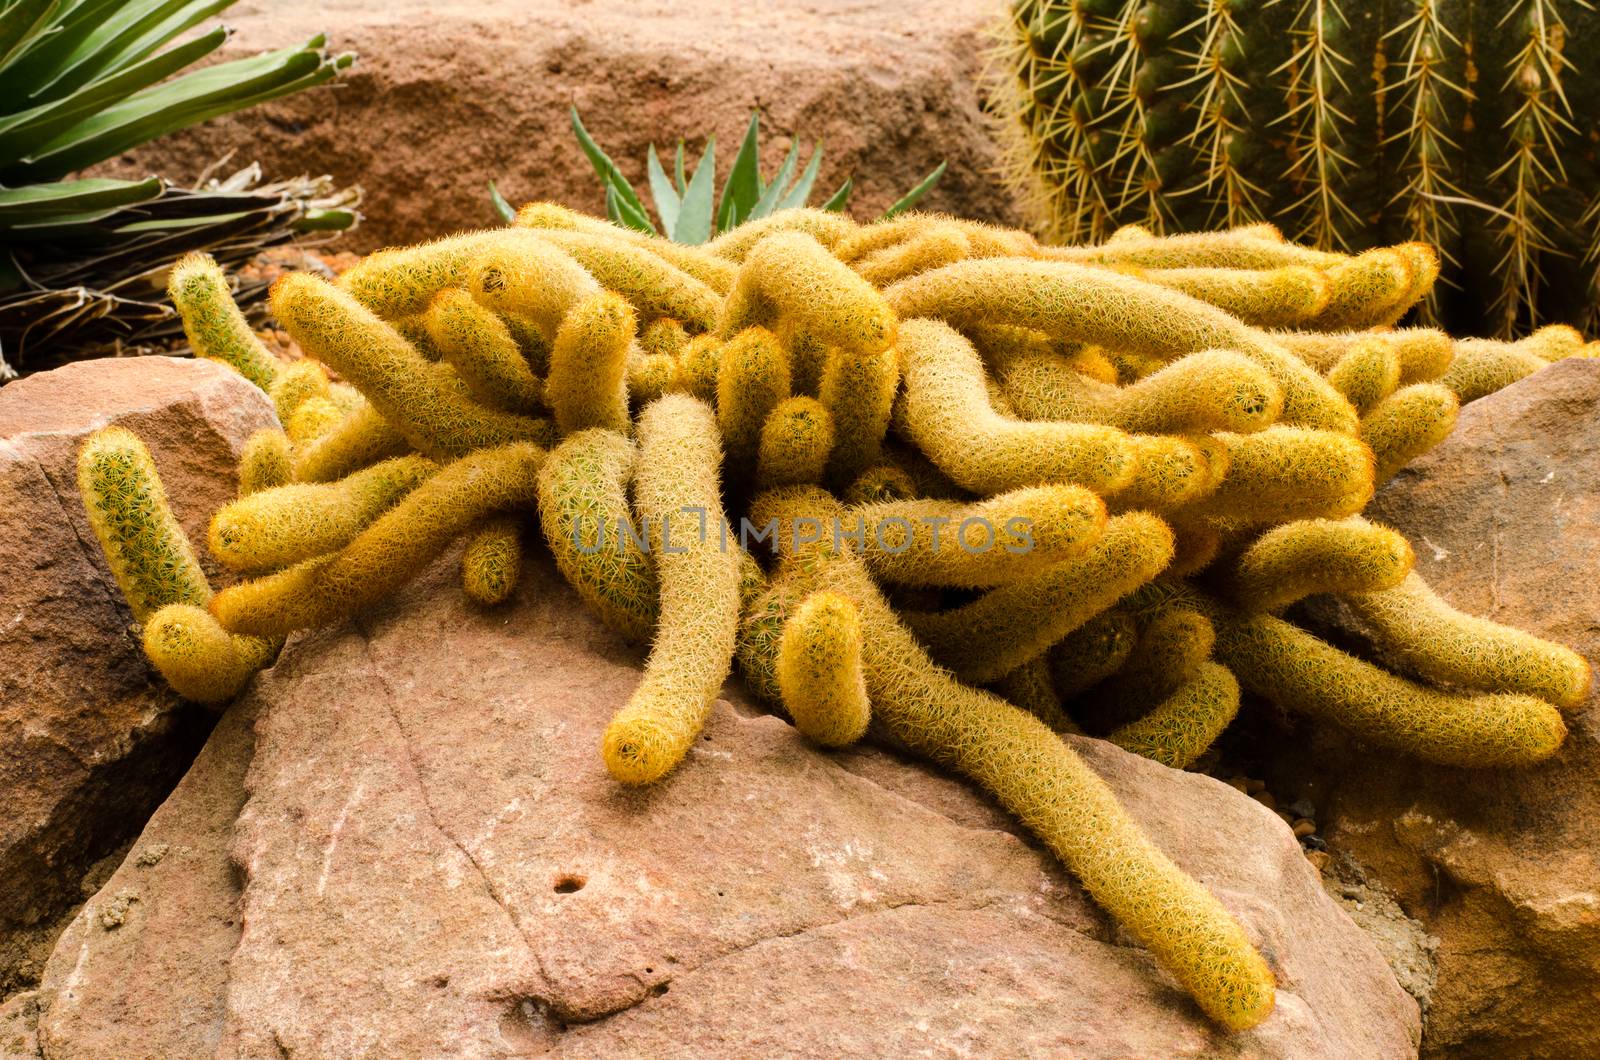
[79,206,1591,1034]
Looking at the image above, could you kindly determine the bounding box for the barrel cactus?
[992,0,1600,336]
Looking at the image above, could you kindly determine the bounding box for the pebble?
[1251,790,1278,812]
[1276,810,1295,826]
[1306,850,1331,874]
[1245,778,1268,795]
[1292,819,1318,838]
[1286,797,1317,819]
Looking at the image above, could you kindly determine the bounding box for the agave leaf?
[673,136,716,244]
[0,0,62,72]
[821,176,852,212]
[879,160,946,221]
[487,179,514,223]
[747,138,801,222]
[673,140,686,196]
[0,175,160,227]
[0,25,226,153]
[570,105,656,235]
[40,0,232,103]
[715,111,763,235]
[646,142,679,236]
[5,38,343,181]
[294,206,357,232]
[775,144,824,211]
[114,208,252,232]
[0,0,122,93]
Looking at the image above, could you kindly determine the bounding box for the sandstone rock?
[1282,359,1600,1058]
[0,357,276,997]
[33,552,1418,1057]
[94,0,1023,252]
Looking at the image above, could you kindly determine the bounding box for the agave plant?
[0,0,357,378]
[491,108,946,243]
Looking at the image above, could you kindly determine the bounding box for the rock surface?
[1285,359,1600,1058]
[28,552,1418,1058]
[0,357,276,997]
[94,0,1023,251]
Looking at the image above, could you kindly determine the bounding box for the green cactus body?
[898,318,1137,495]
[834,212,1038,264]
[1048,610,1140,698]
[779,526,1276,1031]
[168,253,281,391]
[462,515,522,606]
[1341,571,1592,709]
[536,429,659,642]
[268,359,332,424]
[77,427,212,622]
[339,230,512,319]
[601,395,742,785]
[1225,517,1414,613]
[994,347,1283,436]
[1107,660,1240,770]
[996,1,1600,335]
[817,339,900,485]
[1360,383,1459,485]
[210,443,546,637]
[209,454,438,573]
[993,655,1082,734]
[272,273,554,459]
[1326,338,1402,415]
[291,398,413,484]
[776,590,872,747]
[853,225,972,287]
[238,429,293,497]
[424,288,544,414]
[848,484,1106,588]
[720,231,897,359]
[142,604,279,706]
[717,327,792,473]
[1442,338,1552,403]
[901,511,1176,684]
[1211,601,1568,767]
[885,258,1357,431]
[546,292,636,436]
[757,397,835,488]
[1107,435,1223,513]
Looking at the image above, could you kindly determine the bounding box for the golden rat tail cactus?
[601,395,742,785]
[776,590,872,748]
[168,252,281,391]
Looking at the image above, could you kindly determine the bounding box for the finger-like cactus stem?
[757,397,834,488]
[1340,571,1592,709]
[424,288,544,413]
[546,292,636,436]
[268,359,331,423]
[168,252,280,391]
[143,604,279,706]
[902,511,1176,683]
[1326,339,1401,416]
[1442,339,1549,403]
[601,396,742,785]
[776,590,871,747]
[717,326,791,472]
[1360,384,1459,485]
[291,398,412,484]
[720,231,897,357]
[462,515,522,606]
[536,429,658,641]
[238,429,293,496]
[209,454,439,573]
[210,443,546,637]
[529,229,722,332]
[1226,517,1414,613]
[1107,661,1241,770]
[1048,611,1140,698]
[1135,266,1331,329]
[77,427,211,622]
[994,655,1082,734]
[272,273,554,459]
[898,318,1137,494]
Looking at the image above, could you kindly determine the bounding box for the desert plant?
[490,108,946,242]
[992,0,1600,336]
[0,0,357,377]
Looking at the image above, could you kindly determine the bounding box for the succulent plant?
[992,0,1600,336]
[0,0,357,377]
[490,108,946,243]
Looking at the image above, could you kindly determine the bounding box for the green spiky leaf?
[715,111,763,234]
[571,105,656,236]
[879,160,946,220]
[0,175,161,228]
[646,142,679,237]
[747,138,801,222]
[487,179,514,223]
[775,145,825,211]
[673,136,716,244]
[821,176,853,212]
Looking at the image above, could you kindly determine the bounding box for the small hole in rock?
[650,983,669,997]
[554,874,586,894]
